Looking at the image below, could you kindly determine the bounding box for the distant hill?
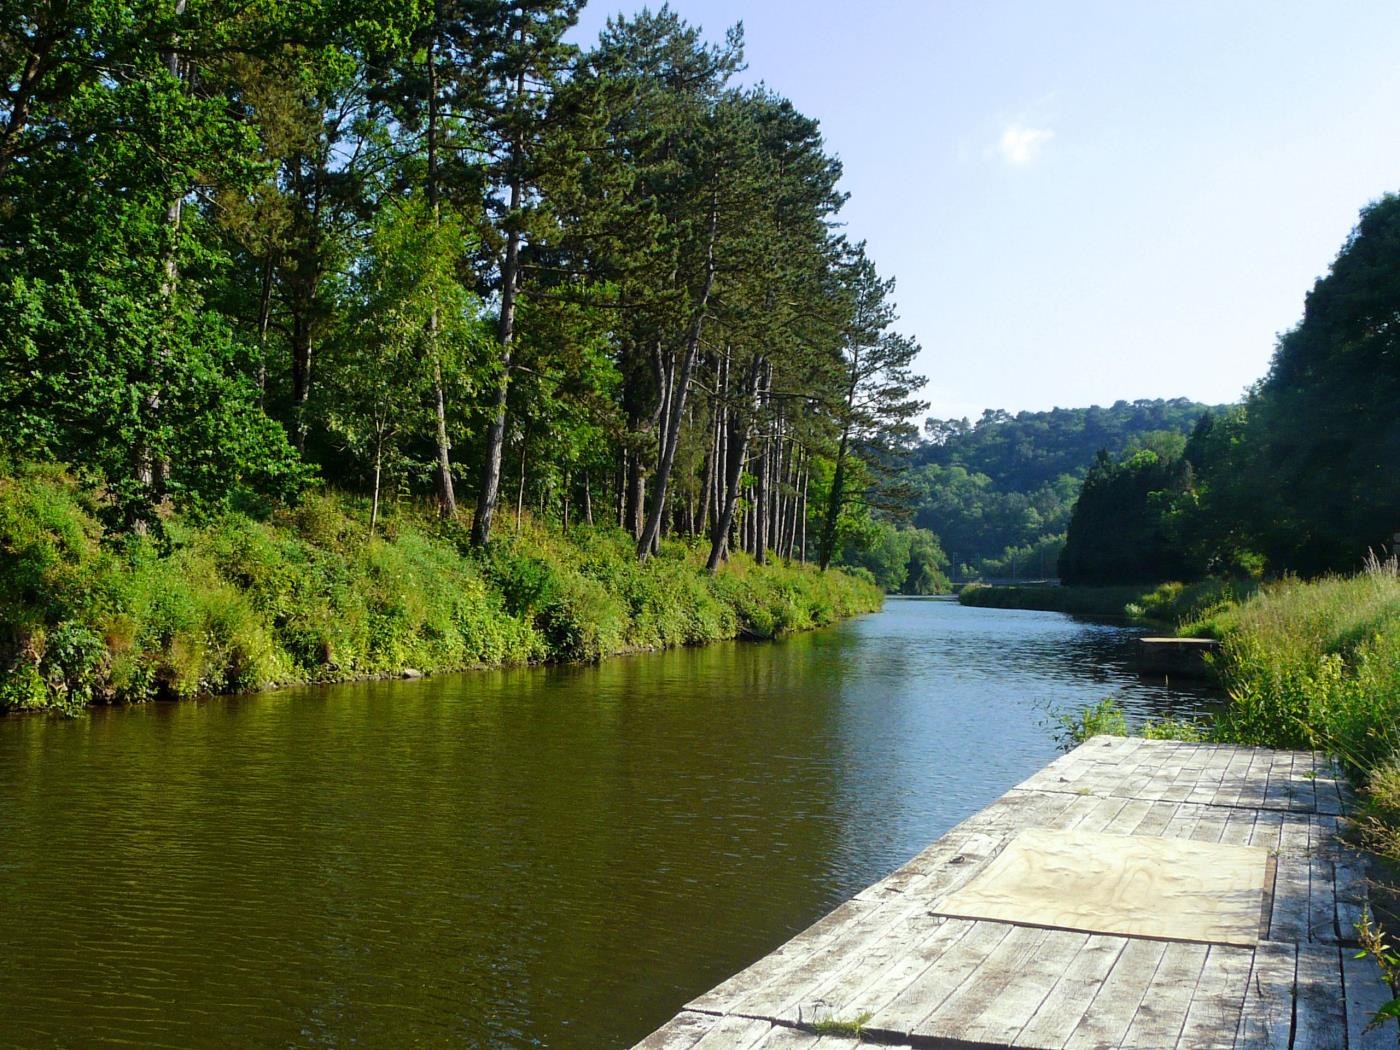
[910,398,1225,578]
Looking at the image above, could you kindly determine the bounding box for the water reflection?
[0,597,1215,1049]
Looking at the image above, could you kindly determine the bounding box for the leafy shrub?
[1054,697,1128,749]
[0,464,880,713]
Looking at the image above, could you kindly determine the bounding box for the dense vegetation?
[909,400,1218,579]
[1060,194,1400,584]
[0,2,943,709]
[0,461,881,715]
[959,578,1254,626]
[0,3,932,564]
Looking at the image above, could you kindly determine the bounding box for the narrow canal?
[0,597,1216,1049]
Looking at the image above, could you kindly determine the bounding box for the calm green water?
[0,598,1214,1049]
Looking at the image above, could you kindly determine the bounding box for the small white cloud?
[998,123,1054,165]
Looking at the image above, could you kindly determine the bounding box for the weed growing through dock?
[811,1011,873,1038]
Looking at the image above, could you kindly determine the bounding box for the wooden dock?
[635,736,1396,1049]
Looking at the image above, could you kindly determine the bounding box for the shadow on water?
[0,596,1218,1048]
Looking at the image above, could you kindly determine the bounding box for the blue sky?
[571,1,1400,420]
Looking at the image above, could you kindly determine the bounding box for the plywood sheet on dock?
[935,826,1269,946]
[632,737,1387,1050]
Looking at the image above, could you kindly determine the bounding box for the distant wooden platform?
[635,736,1396,1049]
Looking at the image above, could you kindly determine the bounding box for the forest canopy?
[0,1,929,580]
[909,399,1219,579]
[1058,194,1400,584]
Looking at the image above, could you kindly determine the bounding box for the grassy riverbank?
[0,462,882,715]
[1066,560,1400,864]
[958,579,1254,626]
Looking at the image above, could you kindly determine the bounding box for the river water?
[0,597,1216,1049]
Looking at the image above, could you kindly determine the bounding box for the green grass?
[0,462,883,714]
[1059,558,1400,859]
[810,1012,873,1037]
[958,578,1255,627]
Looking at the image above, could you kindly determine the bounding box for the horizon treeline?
[0,1,934,581]
[1059,193,1400,585]
[909,398,1218,579]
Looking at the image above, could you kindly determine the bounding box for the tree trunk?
[515,430,527,532]
[626,444,645,538]
[135,0,189,530]
[798,460,808,563]
[706,356,763,572]
[370,434,383,536]
[583,474,594,526]
[819,424,851,571]
[754,431,768,565]
[638,194,718,560]
[426,10,457,517]
[471,52,527,547]
[255,252,274,407]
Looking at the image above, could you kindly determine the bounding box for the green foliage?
[1056,196,1400,585]
[1354,908,1400,1033]
[0,464,881,714]
[1054,698,1129,750]
[914,399,1220,577]
[959,578,1254,628]
[1058,447,1193,585]
[810,1012,872,1038]
[1196,561,1400,769]
[836,518,950,594]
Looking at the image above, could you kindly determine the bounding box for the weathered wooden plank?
[1308,849,1338,945]
[1141,743,1199,801]
[751,1026,827,1050]
[1270,813,1312,943]
[867,921,1012,1037]
[1131,798,1183,838]
[690,1014,774,1049]
[917,924,1050,1039]
[1186,748,1235,807]
[1263,752,1296,812]
[633,1010,719,1050]
[685,898,878,1013]
[1062,937,1170,1049]
[822,917,973,1021]
[730,899,928,1019]
[1119,940,1210,1049]
[1334,852,1370,946]
[1191,803,1229,844]
[1103,796,1154,835]
[1233,941,1296,1049]
[954,929,1090,1046]
[1249,809,1284,853]
[1299,750,1323,813]
[1214,748,1261,809]
[1162,800,1204,840]
[1114,748,1172,799]
[1292,941,1346,1050]
[1343,950,1399,1050]
[1236,750,1271,811]
[1162,747,1209,803]
[1314,757,1348,817]
[795,910,950,1021]
[1176,945,1254,1050]
[1072,794,1130,834]
[1219,807,1259,846]
[1012,936,1128,1048]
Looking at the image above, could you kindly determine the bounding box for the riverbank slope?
[958,578,1254,626]
[0,462,882,715]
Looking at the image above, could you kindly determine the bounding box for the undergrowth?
[0,462,882,714]
[960,578,1255,627]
